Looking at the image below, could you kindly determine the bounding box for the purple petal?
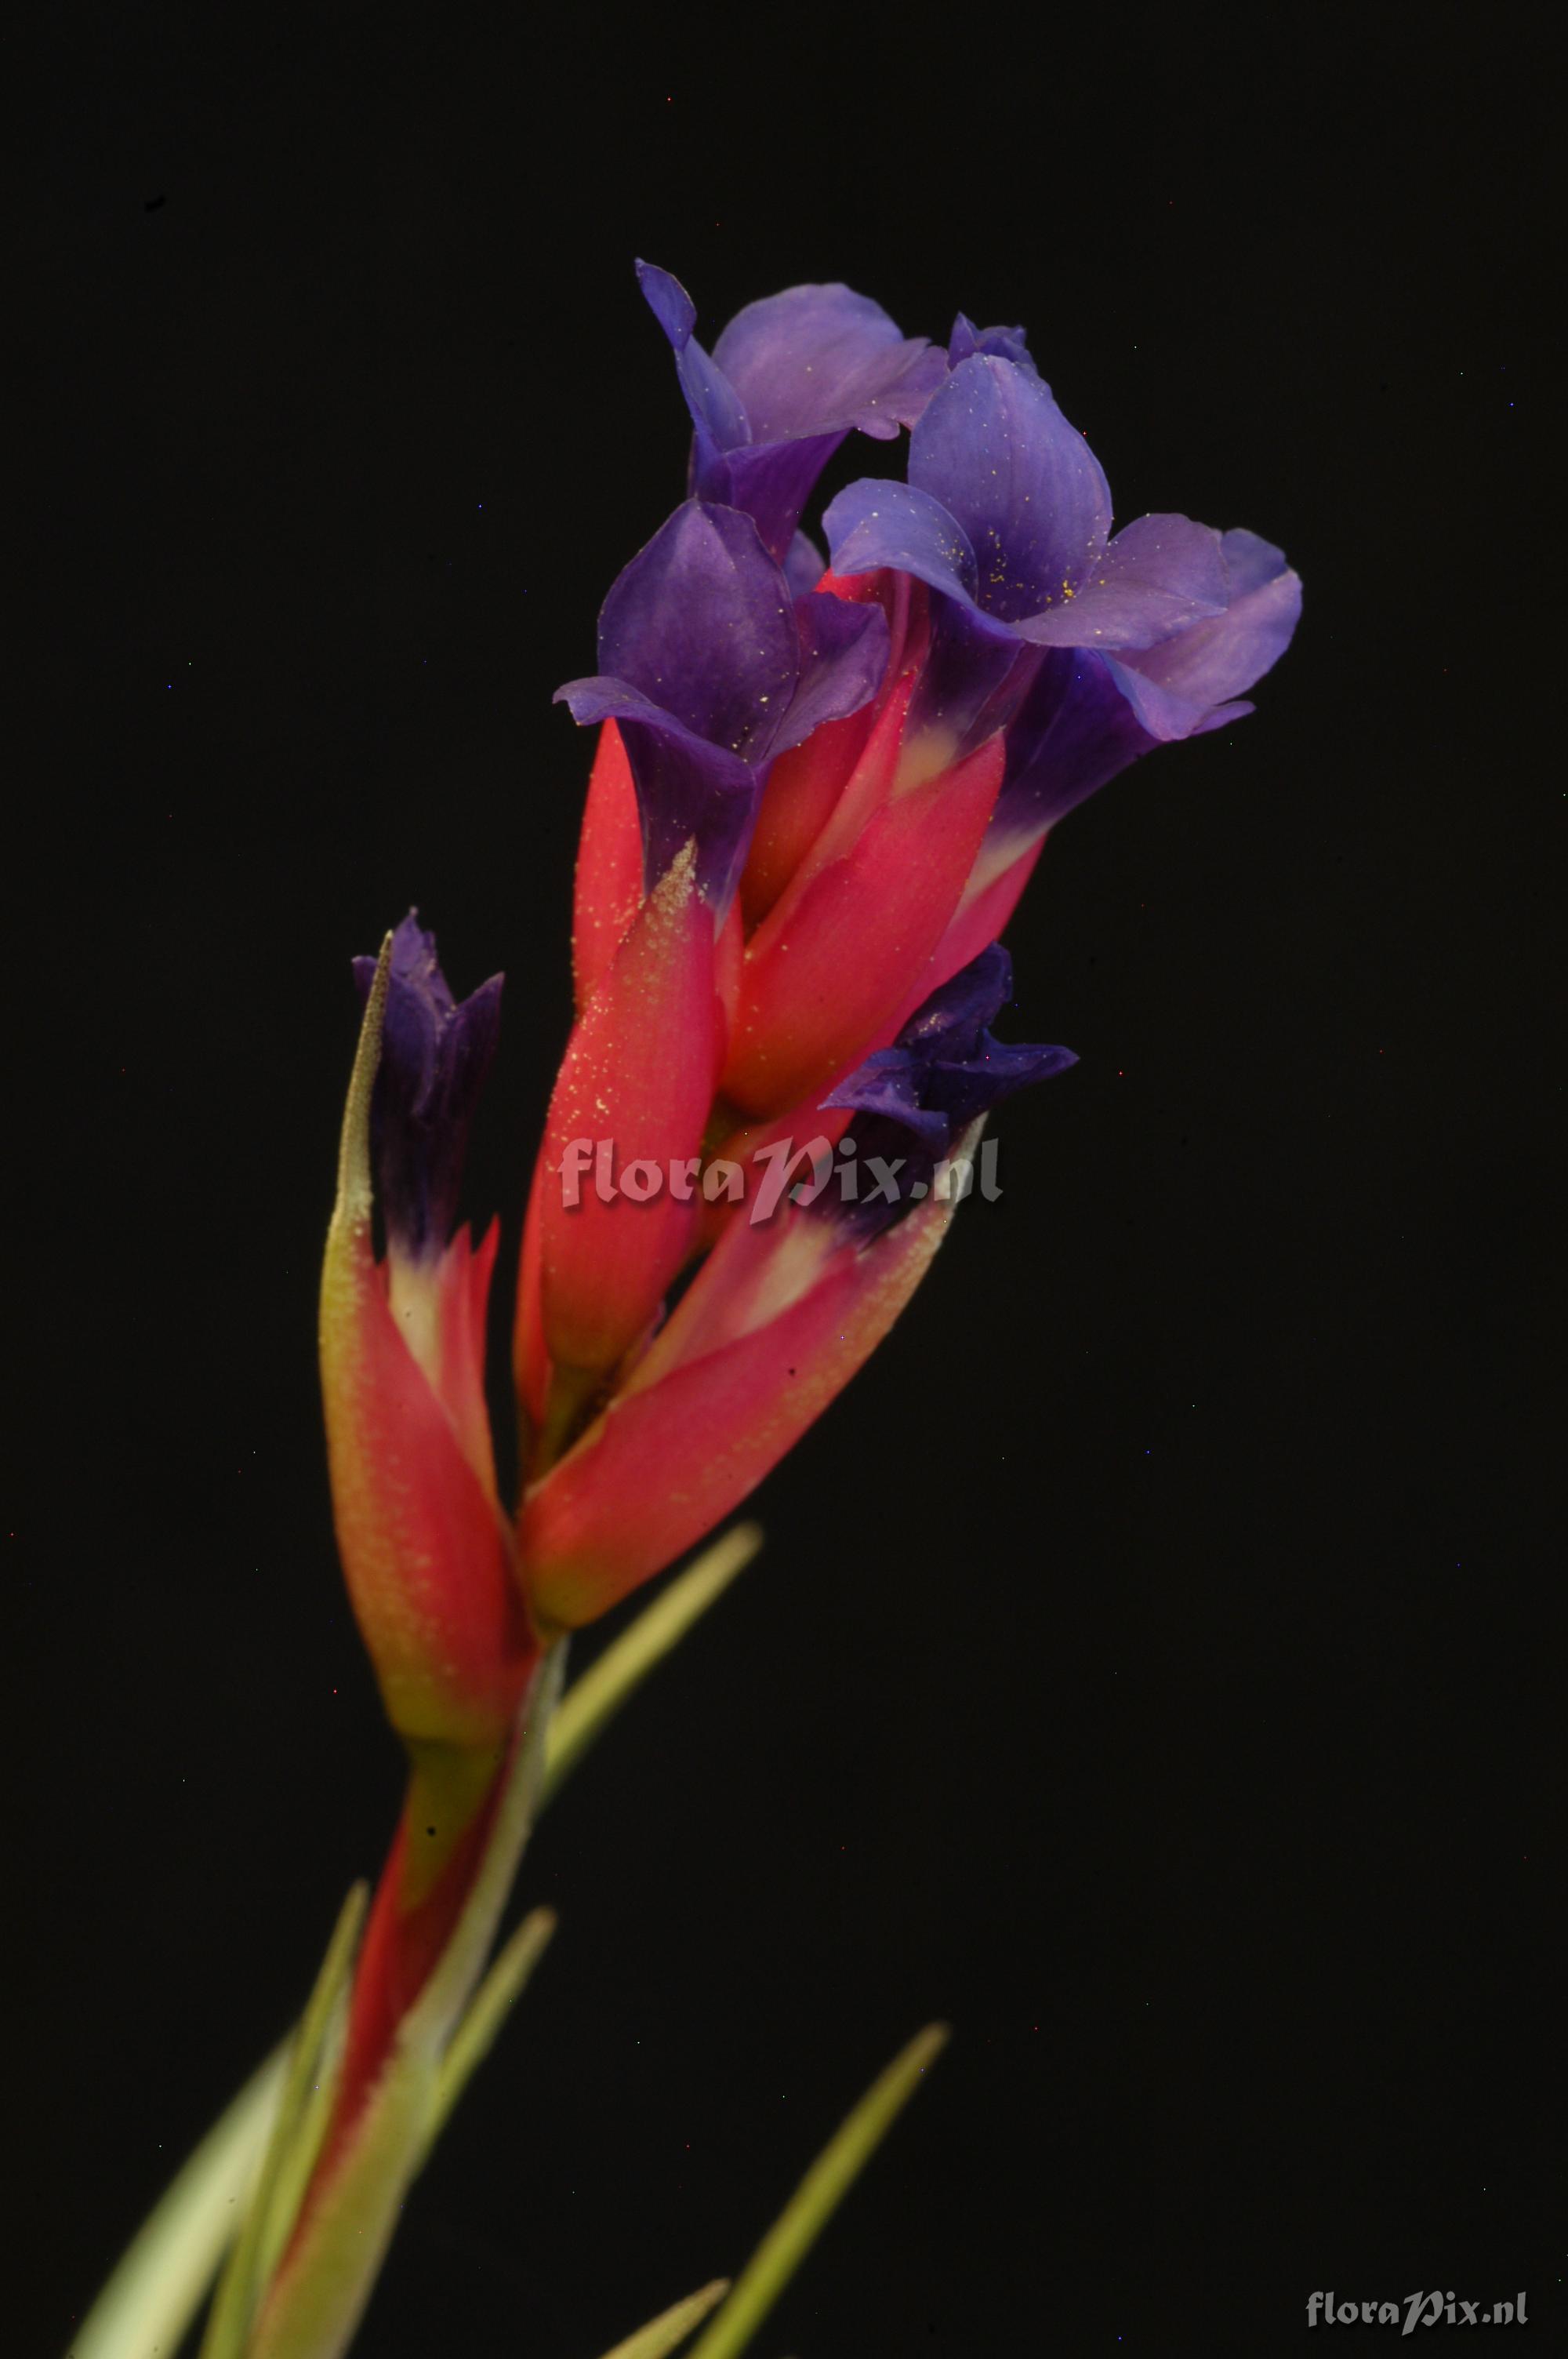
[1218,525,1291,597]
[554,674,758,905]
[351,914,501,1261]
[773,593,889,753]
[593,501,798,762]
[905,597,1033,758]
[821,1047,951,1147]
[1014,513,1229,650]
[783,528,827,597]
[822,478,978,605]
[636,258,696,347]
[925,1037,1080,1135]
[712,432,845,565]
[1123,529,1301,712]
[637,258,750,463]
[712,282,945,443]
[986,648,1160,862]
[909,355,1112,626]
[949,314,1037,374]
[900,941,1014,1054]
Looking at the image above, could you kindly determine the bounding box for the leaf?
[684,2023,950,2359]
[423,1905,557,2155]
[593,2279,731,2359]
[65,2046,288,2359]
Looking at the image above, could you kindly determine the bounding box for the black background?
[14,8,1559,2355]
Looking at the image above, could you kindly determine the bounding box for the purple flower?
[555,498,888,913]
[980,529,1303,874]
[826,349,1230,651]
[351,914,501,1262]
[822,944,1075,1226]
[824,333,1300,858]
[637,260,947,569]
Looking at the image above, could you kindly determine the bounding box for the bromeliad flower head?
[636,260,946,568]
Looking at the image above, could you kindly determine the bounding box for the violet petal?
[909,354,1113,625]
[712,282,945,442]
[593,500,798,761]
[713,431,845,565]
[1014,513,1229,650]
[1123,529,1302,711]
[988,648,1160,856]
[949,314,1037,373]
[822,478,979,606]
[774,593,889,754]
[554,674,758,902]
[636,258,750,468]
[784,528,827,597]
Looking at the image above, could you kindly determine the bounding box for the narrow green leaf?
[685,2023,950,2359]
[65,2046,288,2359]
[593,2279,731,2359]
[543,1523,762,1807]
[200,1882,368,2359]
[423,1904,557,2156]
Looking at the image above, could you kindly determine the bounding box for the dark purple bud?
[351,913,501,1262]
[822,944,1076,1231]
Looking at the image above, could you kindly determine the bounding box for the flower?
[555,498,888,918]
[981,530,1303,875]
[636,260,946,567]
[823,332,1300,800]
